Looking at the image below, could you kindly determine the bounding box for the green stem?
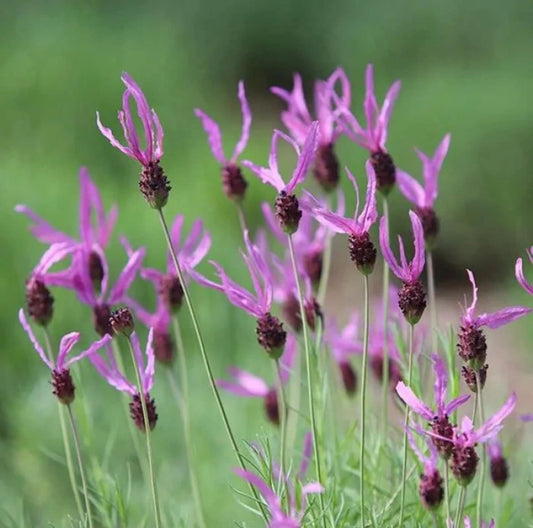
[276,360,288,480]
[444,461,451,524]
[380,197,391,436]
[42,328,84,520]
[125,336,161,528]
[427,250,438,354]
[287,235,326,527]
[454,486,466,528]
[66,405,94,528]
[360,274,370,528]
[399,323,415,527]
[171,316,207,528]
[317,231,333,306]
[236,202,248,235]
[475,370,486,527]
[156,208,267,521]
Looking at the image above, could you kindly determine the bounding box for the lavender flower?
[217,333,297,425]
[379,210,426,324]
[243,122,319,233]
[515,246,533,295]
[19,309,111,404]
[193,230,286,358]
[396,354,470,458]
[272,69,350,191]
[337,64,401,194]
[97,73,169,209]
[195,81,251,200]
[457,270,531,374]
[304,161,377,274]
[396,134,451,247]
[90,330,158,431]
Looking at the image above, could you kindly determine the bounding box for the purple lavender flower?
[406,426,443,510]
[396,134,451,247]
[515,246,533,295]
[304,161,377,274]
[457,269,531,373]
[19,308,111,403]
[194,81,251,201]
[243,122,319,233]
[337,64,401,194]
[379,210,426,324]
[487,439,509,487]
[90,330,158,431]
[396,354,470,458]
[272,68,350,191]
[192,230,286,358]
[97,73,169,209]
[217,333,297,425]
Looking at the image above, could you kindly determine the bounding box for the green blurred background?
[1,0,532,526]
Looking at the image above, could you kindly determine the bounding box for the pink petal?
[431,354,447,416]
[298,431,313,479]
[15,205,72,245]
[143,328,155,393]
[445,394,470,416]
[476,306,531,329]
[194,109,226,164]
[396,169,424,208]
[376,80,401,150]
[223,367,268,396]
[464,269,478,323]
[56,332,82,370]
[475,392,517,444]
[379,215,404,281]
[18,309,53,369]
[108,248,146,304]
[232,81,252,161]
[286,122,319,194]
[515,256,533,295]
[233,469,281,515]
[96,112,134,159]
[64,333,112,369]
[408,210,425,280]
[395,381,433,420]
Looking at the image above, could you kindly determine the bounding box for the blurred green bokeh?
[1,1,532,525]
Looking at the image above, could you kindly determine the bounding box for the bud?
[348,232,377,275]
[490,454,509,488]
[52,369,75,405]
[93,303,113,337]
[88,250,105,293]
[130,392,158,432]
[430,415,455,459]
[461,364,488,393]
[274,191,302,234]
[263,388,279,425]
[159,274,183,313]
[339,361,357,395]
[457,324,487,371]
[256,313,287,359]
[153,329,174,365]
[419,469,444,510]
[303,249,323,286]
[313,143,339,192]
[26,277,54,327]
[398,280,426,325]
[369,150,395,195]
[451,445,479,486]
[416,207,439,250]
[139,161,171,210]
[221,163,248,201]
[110,308,135,337]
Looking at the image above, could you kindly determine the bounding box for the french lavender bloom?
[193,230,286,359]
[487,438,509,488]
[194,81,251,201]
[271,68,350,191]
[515,246,533,295]
[457,269,531,389]
[18,309,111,404]
[406,426,443,510]
[243,122,319,233]
[396,134,451,248]
[379,210,426,324]
[304,161,378,275]
[90,329,158,431]
[337,64,401,194]
[217,333,297,425]
[396,354,470,459]
[97,72,169,209]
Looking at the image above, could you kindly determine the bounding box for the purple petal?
[298,431,313,479]
[55,332,82,370]
[220,367,268,397]
[194,109,226,164]
[90,347,135,395]
[279,333,297,384]
[476,306,531,329]
[431,354,447,416]
[423,134,450,207]
[108,248,146,304]
[233,469,281,515]
[241,158,284,192]
[232,81,252,161]
[409,210,425,280]
[33,242,76,277]
[516,256,533,295]
[64,333,112,369]
[286,121,319,194]
[358,161,378,232]
[395,381,433,420]
[18,309,53,369]
[15,205,72,245]
[376,80,401,150]
[445,394,471,415]
[96,112,134,159]
[151,109,164,161]
[363,64,378,145]
[379,216,404,281]
[464,269,478,324]
[302,482,324,496]
[143,328,155,393]
[78,167,95,246]
[396,169,424,208]
[475,392,517,444]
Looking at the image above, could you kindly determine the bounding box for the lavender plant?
[14,63,533,528]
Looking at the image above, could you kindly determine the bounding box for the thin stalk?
[317,231,333,306]
[171,316,207,528]
[475,370,486,527]
[125,336,161,528]
[237,202,248,234]
[156,208,267,521]
[359,274,370,528]
[398,323,415,527]
[454,486,466,528]
[444,462,451,523]
[427,250,438,354]
[287,235,326,526]
[276,360,288,480]
[42,328,84,520]
[66,404,94,528]
[380,197,391,435]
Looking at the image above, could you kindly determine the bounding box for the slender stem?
[171,316,207,528]
[380,197,391,436]
[360,274,370,528]
[156,208,267,521]
[287,235,326,526]
[276,360,288,482]
[66,405,93,528]
[475,371,486,527]
[454,486,466,528]
[427,250,438,354]
[444,462,451,524]
[431,512,438,528]
[125,336,161,528]
[399,323,415,527]
[42,328,84,520]
[317,231,333,306]
[236,202,248,234]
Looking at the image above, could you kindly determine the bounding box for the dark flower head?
[130,392,158,432]
[110,307,135,337]
[488,440,509,488]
